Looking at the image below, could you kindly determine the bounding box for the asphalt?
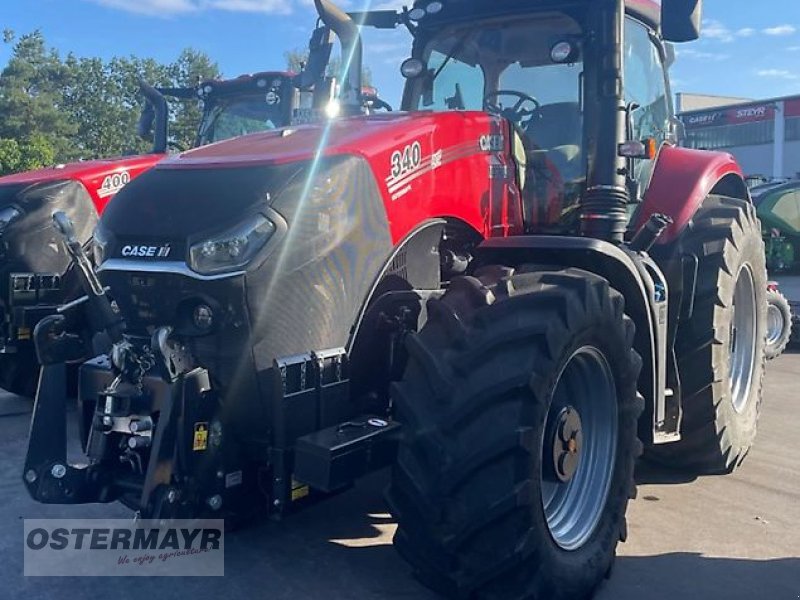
[0,353,797,599]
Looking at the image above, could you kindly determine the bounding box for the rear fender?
[476,236,677,445]
[636,146,749,244]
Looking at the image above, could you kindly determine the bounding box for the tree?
[284,48,373,87]
[0,31,77,163]
[0,30,221,172]
[167,49,221,149]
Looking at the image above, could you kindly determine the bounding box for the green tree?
[0,31,77,163]
[62,54,171,158]
[167,49,221,149]
[0,138,21,174]
[284,48,373,87]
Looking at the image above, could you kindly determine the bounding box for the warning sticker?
[193,422,209,451]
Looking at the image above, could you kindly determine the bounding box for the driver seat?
[524,102,583,183]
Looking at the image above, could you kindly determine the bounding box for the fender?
[475,235,679,445]
[636,146,749,245]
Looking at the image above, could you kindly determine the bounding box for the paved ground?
[0,353,798,599]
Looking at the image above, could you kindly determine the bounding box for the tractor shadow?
[597,553,800,600]
[634,457,699,486]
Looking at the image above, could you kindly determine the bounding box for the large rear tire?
[387,266,642,600]
[765,288,791,360]
[649,196,767,474]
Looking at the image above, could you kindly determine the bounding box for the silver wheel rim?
[766,301,785,347]
[540,346,618,551]
[730,265,757,413]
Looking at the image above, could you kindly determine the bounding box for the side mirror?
[662,0,703,43]
[295,26,334,91]
[137,102,155,140]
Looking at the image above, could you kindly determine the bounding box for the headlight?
[92,223,109,265]
[188,213,275,275]
[0,206,21,234]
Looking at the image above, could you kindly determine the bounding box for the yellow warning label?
[193,422,209,451]
[291,479,309,501]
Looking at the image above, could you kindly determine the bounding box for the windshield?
[198,94,287,145]
[409,14,585,231]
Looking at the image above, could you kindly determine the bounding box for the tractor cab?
[388,0,688,234]
[138,71,296,150]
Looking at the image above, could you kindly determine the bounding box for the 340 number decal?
[390,141,422,179]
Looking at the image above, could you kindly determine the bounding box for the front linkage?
[23,213,249,520]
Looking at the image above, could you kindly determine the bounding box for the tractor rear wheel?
[387,266,642,600]
[649,196,766,474]
[765,288,791,360]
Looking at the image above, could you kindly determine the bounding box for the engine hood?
[158,112,453,169]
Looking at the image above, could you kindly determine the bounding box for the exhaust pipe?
[138,81,169,154]
[580,0,629,243]
[313,0,363,116]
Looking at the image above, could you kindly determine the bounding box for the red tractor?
[25,0,766,598]
[0,69,302,395]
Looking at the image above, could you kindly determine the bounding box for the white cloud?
[757,69,799,80]
[789,46,800,52]
[86,0,304,15]
[736,28,756,37]
[763,24,797,36]
[87,0,197,15]
[676,48,730,61]
[702,19,735,42]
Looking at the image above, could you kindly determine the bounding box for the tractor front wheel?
[387,266,642,600]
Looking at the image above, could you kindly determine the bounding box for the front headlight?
[188,213,275,275]
[92,223,109,266]
[0,206,21,234]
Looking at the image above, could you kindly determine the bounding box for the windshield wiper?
[432,30,473,82]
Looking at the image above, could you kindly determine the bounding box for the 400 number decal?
[390,141,422,179]
[97,171,131,199]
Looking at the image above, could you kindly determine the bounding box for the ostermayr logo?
[24,519,224,576]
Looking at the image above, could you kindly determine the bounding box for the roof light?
[550,41,579,64]
[408,7,426,20]
[400,58,425,79]
[426,1,443,14]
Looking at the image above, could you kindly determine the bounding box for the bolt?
[51,464,67,479]
[167,489,178,504]
[216,470,225,479]
[24,469,37,483]
[207,495,223,511]
[273,499,281,507]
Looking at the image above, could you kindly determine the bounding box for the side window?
[624,19,670,188]
[423,50,485,111]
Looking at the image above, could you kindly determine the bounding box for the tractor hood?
[99,110,505,265]
[158,113,437,170]
[0,153,166,214]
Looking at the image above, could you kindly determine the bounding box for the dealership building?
[677,92,800,180]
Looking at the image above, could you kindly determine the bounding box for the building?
[678,93,800,180]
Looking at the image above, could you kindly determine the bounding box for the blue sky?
[1,0,799,106]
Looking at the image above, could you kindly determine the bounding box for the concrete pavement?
[0,353,797,599]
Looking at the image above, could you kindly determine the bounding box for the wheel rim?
[729,265,757,413]
[766,301,785,347]
[540,346,618,551]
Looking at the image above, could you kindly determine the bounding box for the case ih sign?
[683,103,776,129]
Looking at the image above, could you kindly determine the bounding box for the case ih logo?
[686,112,723,126]
[121,244,172,258]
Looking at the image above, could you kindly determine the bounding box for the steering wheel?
[484,90,541,126]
